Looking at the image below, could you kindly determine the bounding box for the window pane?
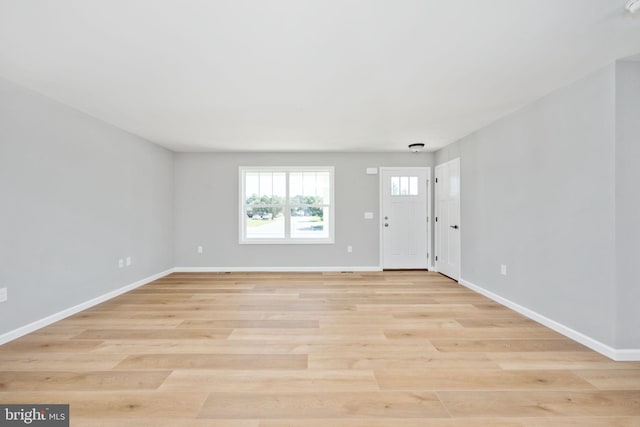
[258,173,270,198]
[400,176,409,195]
[290,171,328,204]
[245,208,285,239]
[316,172,330,203]
[246,172,287,205]
[273,172,286,200]
[303,173,316,197]
[290,207,329,239]
[409,176,418,195]
[245,173,260,204]
[241,167,333,243]
[391,177,399,195]
[290,172,303,202]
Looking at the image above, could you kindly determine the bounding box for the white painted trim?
[238,239,335,245]
[238,166,335,245]
[0,268,174,346]
[425,169,432,270]
[459,277,640,361]
[613,349,640,362]
[4,266,638,361]
[174,266,382,272]
[379,170,384,268]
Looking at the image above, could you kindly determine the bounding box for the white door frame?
[434,158,461,280]
[379,167,432,269]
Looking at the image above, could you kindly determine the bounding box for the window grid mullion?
[240,167,333,243]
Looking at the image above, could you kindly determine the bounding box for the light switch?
[366,168,378,175]
[364,212,374,219]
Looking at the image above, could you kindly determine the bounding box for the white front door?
[380,167,430,269]
[435,158,461,280]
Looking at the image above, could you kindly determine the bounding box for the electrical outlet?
[0,288,7,303]
[364,212,374,219]
[126,256,132,266]
[500,264,507,276]
[118,259,124,269]
[197,246,203,254]
[347,245,353,253]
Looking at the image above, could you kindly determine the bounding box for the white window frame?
[239,166,335,244]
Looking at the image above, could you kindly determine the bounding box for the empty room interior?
[1,0,640,425]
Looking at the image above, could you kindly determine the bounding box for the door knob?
[449,225,459,229]
[384,223,389,227]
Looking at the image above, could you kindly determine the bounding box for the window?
[390,175,419,196]
[239,167,334,243]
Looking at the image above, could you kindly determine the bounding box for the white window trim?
[239,166,335,244]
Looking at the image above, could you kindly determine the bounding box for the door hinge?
[435,255,438,261]
[435,216,438,222]
[435,177,438,183]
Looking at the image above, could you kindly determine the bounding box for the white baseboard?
[458,277,640,362]
[0,268,174,346]
[174,266,383,272]
[612,349,640,362]
[5,268,637,361]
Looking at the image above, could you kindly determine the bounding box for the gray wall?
[2,58,635,351]
[0,77,174,336]
[435,64,618,346]
[174,152,433,268]
[615,60,640,349]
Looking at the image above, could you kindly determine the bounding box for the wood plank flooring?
[1,271,640,426]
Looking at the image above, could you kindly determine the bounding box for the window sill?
[239,239,335,245]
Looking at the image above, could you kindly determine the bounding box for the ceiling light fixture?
[626,0,640,13]
[408,143,425,153]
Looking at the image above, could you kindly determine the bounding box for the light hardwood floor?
[1,271,640,426]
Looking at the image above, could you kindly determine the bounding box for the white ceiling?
[1,1,639,152]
